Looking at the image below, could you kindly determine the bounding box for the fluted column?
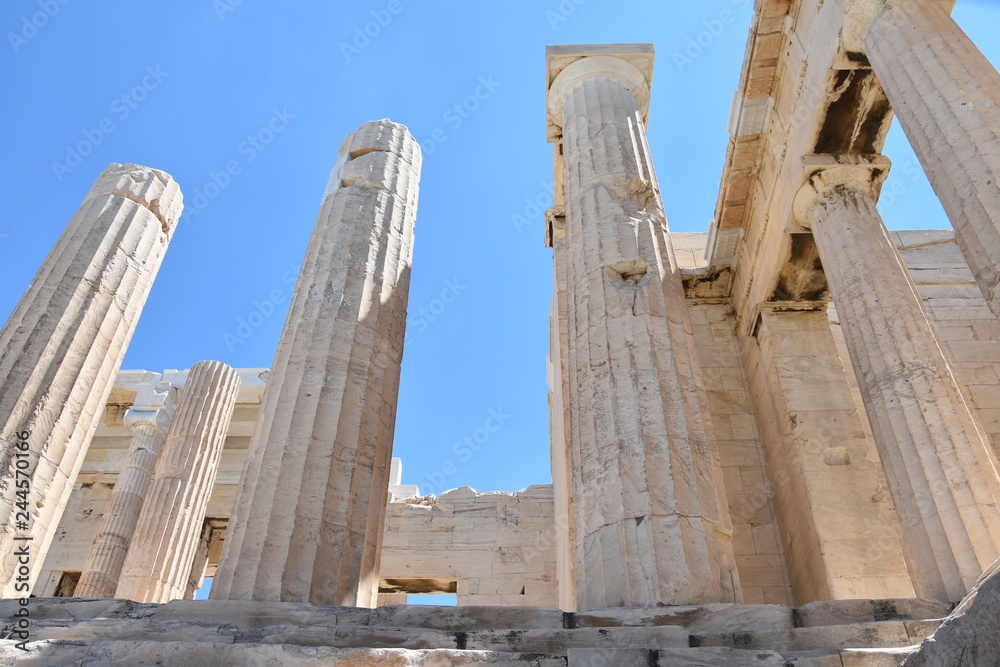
[795,158,1000,601]
[547,52,739,608]
[115,361,240,603]
[212,119,420,606]
[0,163,181,595]
[75,381,175,597]
[864,0,1000,317]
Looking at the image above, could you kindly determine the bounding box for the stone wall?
[380,486,559,607]
[688,300,794,606]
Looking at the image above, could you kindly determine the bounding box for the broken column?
[795,156,1000,601]
[864,0,1000,317]
[546,46,739,608]
[211,119,420,606]
[75,381,175,597]
[0,163,181,596]
[115,361,240,603]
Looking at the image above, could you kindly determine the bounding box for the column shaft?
[212,120,420,606]
[0,163,181,595]
[865,0,1000,316]
[115,361,240,603]
[76,384,174,597]
[808,183,1000,601]
[555,73,738,607]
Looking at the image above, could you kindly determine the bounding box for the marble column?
[864,0,1000,318]
[211,119,420,606]
[75,381,175,597]
[795,157,1000,601]
[115,361,240,603]
[0,163,181,596]
[546,51,739,608]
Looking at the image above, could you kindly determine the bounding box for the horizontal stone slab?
[566,647,787,666]
[369,606,566,631]
[465,626,688,653]
[793,599,953,628]
[569,603,793,633]
[691,620,914,652]
[1,641,566,666]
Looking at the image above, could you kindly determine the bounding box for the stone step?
[0,641,566,667]
[9,618,688,653]
[691,618,940,653]
[0,597,950,633]
[566,647,920,667]
[0,641,924,667]
[792,599,953,628]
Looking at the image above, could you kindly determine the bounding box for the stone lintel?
[545,43,654,143]
[792,154,891,229]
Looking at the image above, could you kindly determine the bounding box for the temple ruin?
[3,0,1000,664]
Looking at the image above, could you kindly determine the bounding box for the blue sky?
[1,1,998,500]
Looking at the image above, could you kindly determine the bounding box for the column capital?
[123,381,176,434]
[792,154,891,228]
[545,44,654,142]
[841,0,955,61]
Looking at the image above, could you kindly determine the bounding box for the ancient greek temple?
[2,1,1000,664]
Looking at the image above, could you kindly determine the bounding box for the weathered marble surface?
[115,361,240,603]
[800,171,1000,602]
[76,381,175,597]
[903,559,1000,667]
[212,119,421,606]
[865,0,1000,319]
[546,48,738,609]
[0,163,182,596]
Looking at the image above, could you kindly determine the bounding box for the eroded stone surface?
[865,0,1000,318]
[546,47,739,609]
[115,361,241,603]
[0,163,182,595]
[212,119,421,607]
[801,176,1000,602]
[902,559,1000,667]
[76,382,175,597]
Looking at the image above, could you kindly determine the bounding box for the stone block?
[464,626,687,653]
[692,621,912,652]
[368,606,565,632]
[1,642,567,666]
[793,599,953,628]
[570,604,793,634]
[903,563,1000,666]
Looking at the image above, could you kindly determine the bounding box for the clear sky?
[1,0,998,500]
